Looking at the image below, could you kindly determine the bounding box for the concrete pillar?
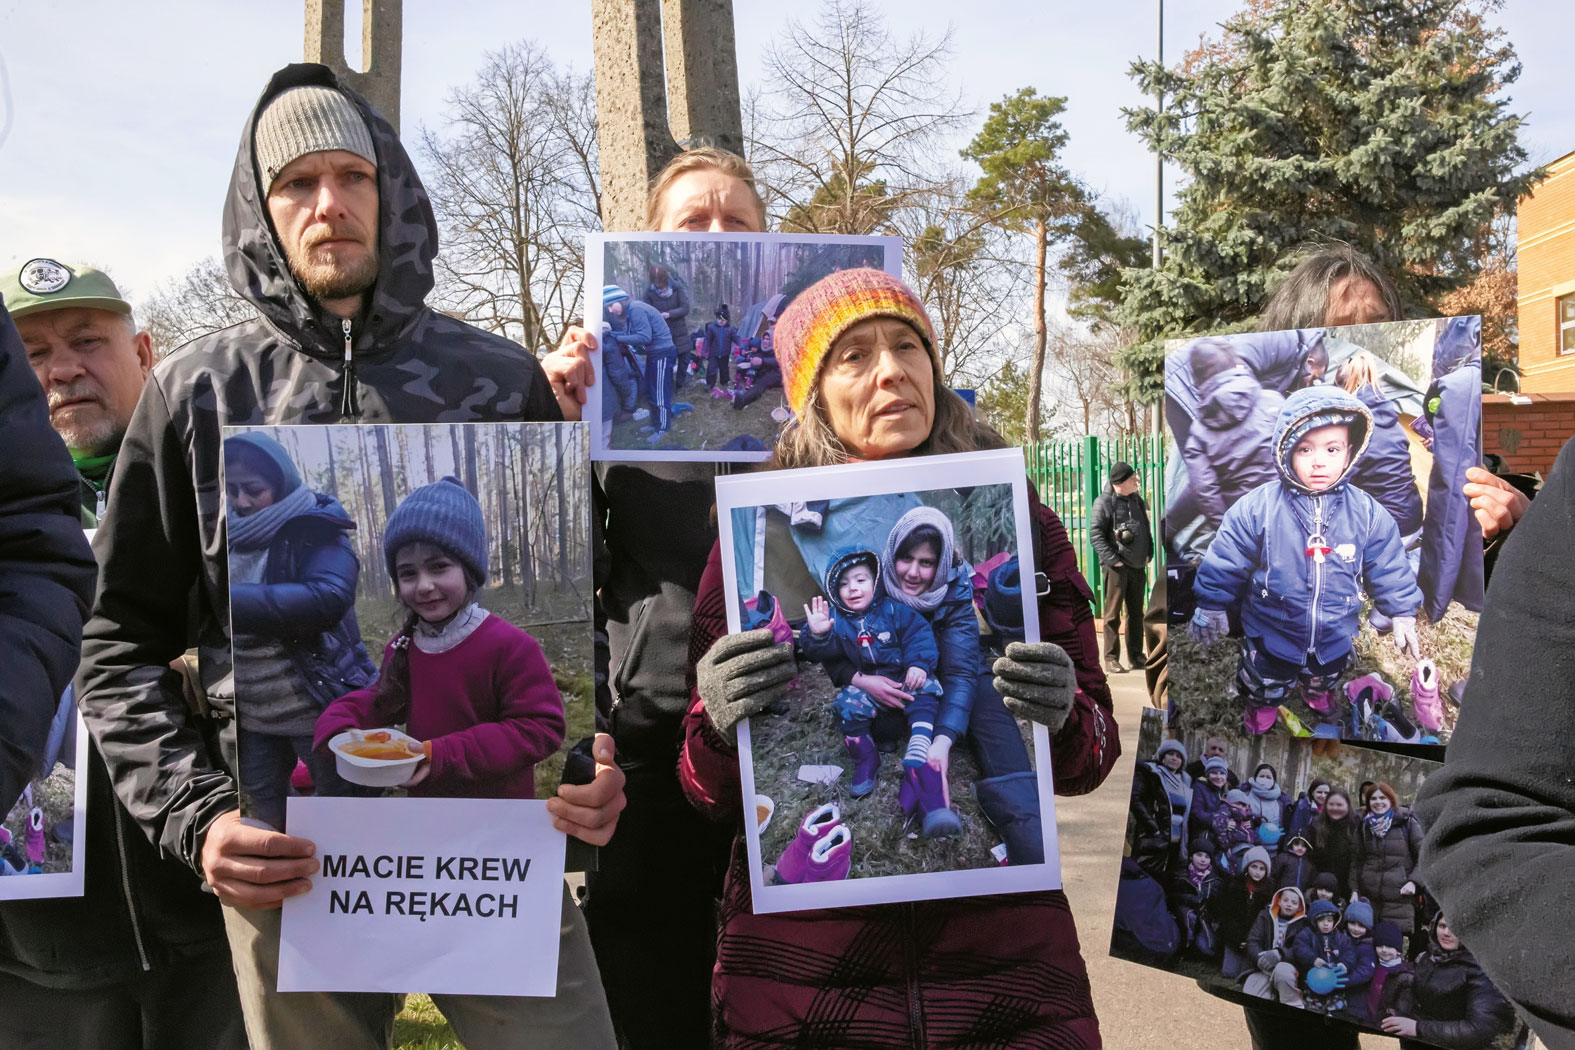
[591,0,743,231]
[305,0,403,132]
[661,0,744,156]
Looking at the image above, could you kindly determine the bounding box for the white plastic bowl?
[328,729,425,787]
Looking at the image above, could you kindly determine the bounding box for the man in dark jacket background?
[76,65,623,1050]
[1092,461,1152,675]
[0,263,245,1047]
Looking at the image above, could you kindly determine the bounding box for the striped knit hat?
[774,268,936,417]
[383,476,488,584]
[603,285,631,308]
[254,85,377,189]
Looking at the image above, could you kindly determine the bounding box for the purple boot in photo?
[845,734,879,798]
[800,824,852,882]
[909,765,962,838]
[1411,659,1443,732]
[775,802,841,884]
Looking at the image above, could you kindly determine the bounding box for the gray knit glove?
[697,629,797,743]
[1257,949,1281,974]
[992,641,1077,735]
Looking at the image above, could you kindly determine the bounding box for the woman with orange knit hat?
[678,266,1118,1048]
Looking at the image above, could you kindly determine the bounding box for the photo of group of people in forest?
[586,233,899,459]
[1114,711,1519,1048]
[0,722,84,896]
[223,423,592,828]
[717,458,1056,910]
[1164,317,1484,744]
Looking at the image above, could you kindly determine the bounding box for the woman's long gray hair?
[1258,242,1402,331]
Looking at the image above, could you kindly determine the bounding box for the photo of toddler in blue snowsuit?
[798,547,945,800]
[1189,387,1423,735]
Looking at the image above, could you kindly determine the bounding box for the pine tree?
[963,88,1087,442]
[1118,0,1537,396]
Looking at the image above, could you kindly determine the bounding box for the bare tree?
[751,0,967,235]
[136,257,257,359]
[419,43,601,353]
[1043,320,1142,435]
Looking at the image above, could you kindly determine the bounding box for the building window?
[1563,295,1575,356]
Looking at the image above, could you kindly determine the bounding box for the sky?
[1,0,1569,305]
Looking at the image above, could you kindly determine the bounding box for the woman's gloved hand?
[992,642,1076,736]
[1190,607,1229,647]
[696,629,796,743]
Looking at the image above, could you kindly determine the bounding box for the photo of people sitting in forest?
[586,232,898,459]
[1112,710,1521,1048]
[1164,317,1484,744]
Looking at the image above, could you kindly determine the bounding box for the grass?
[394,995,457,1049]
[2,765,75,874]
[608,372,785,452]
[1168,599,1478,740]
[751,664,1035,880]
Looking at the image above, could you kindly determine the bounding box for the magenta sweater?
[314,614,565,799]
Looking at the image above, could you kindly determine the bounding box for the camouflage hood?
[223,63,439,359]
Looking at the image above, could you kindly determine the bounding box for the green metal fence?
[1023,434,1165,611]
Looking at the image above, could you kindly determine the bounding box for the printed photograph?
[1164,317,1484,743]
[0,707,88,900]
[584,232,901,461]
[1112,708,1525,1049]
[715,450,1059,913]
[222,423,592,829]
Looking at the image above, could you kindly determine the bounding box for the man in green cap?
[3,258,154,526]
[0,259,247,1047]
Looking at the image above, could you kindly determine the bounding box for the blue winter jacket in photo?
[1348,383,1424,537]
[1164,328,1323,449]
[1417,317,1485,621]
[1183,366,1285,528]
[798,547,940,682]
[818,565,978,741]
[1190,778,1229,845]
[608,297,677,360]
[702,319,737,361]
[1194,386,1423,665]
[1289,922,1357,977]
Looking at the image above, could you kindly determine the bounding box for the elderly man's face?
[18,307,153,456]
[265,149,380,315]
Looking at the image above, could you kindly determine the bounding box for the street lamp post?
[1153,0,1163,271]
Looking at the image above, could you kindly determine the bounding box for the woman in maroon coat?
[677,268,1119,1048]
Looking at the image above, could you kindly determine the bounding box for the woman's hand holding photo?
[992,642,1077,736]
[697,629,797,743]
[803,596,834,637]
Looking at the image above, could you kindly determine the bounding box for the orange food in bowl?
[756,805,771,826]
[341,741,423,761]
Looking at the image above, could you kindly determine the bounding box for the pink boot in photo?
[25,808,46,872]
[800,824,852,882]
[774,802,841,884]
[1411,659,1443,732]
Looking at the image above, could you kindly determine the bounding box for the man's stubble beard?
[287,240,379,304]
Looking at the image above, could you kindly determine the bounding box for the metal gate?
[1023,434,1164,610]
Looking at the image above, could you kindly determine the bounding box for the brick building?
[1518,150,1575,392]
[1483,392,1575,477]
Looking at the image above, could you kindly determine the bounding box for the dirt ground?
[607,367,786,453]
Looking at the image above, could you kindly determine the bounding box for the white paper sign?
[279,797,566,997]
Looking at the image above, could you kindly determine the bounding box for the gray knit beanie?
[254,85,377,189]
[383,477,488,584]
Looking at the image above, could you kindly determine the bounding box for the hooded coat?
[1164,328,1324,449]
[1216,864,1275,957]
[1194,386,1423,665]
[1190,776,1231,846]
[796,547,938,681]
[1246,886,1307,959]
[1347,383,1424,536]
[1182,366,1285,528]
[1350,808,1422,932]
[678,486,1117,1049]
[607,293,678,360]
[1270,840,1321,891]
[1289,914,1356,980]
[1416,317,1486,622]
[76,63,560,875]
[642,279,691,350]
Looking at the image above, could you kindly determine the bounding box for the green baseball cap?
[1,258,131,320]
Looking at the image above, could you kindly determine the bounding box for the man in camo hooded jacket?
[77,65,621,1049]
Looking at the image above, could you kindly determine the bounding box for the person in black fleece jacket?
[1417,434,1575,1050]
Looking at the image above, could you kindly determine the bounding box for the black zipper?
[111,805,152,971]
[339,318,361,420]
